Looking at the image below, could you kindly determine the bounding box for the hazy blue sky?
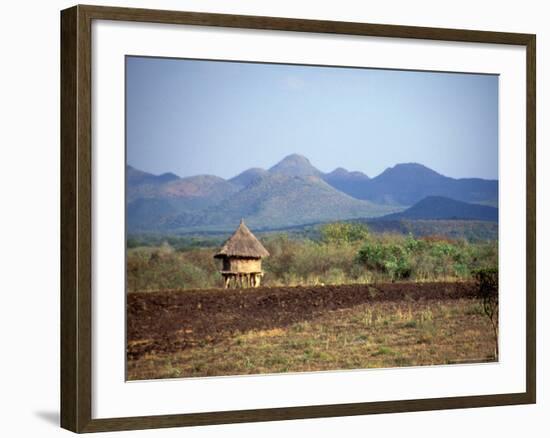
[126,56,498,180]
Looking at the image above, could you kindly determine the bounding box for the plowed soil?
[127,282,477,360]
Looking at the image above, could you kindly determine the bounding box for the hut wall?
[224,258,262,273]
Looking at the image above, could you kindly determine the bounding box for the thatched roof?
[214,220,270,259]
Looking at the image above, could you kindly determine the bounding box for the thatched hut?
[214,220,269,288]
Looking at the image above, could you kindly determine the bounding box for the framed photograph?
[60,4,536,433]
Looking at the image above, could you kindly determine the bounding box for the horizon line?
[127,154,499,182]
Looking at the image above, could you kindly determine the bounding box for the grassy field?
[127,283,497,380]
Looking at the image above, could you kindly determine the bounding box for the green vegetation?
[356,234,497,282]
[127,222,497,292]
[127,243,220,292]
[320,222,370,244]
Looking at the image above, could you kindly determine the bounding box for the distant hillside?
[379,196,498,221]
[164,174,397,231]
[127,165,179,187]
[127,198,180,231]
[365,219,498,241]
[266,157,498,207]
[345,163,498,206]
[160,175,238,202]
[229,168,269,189]
[126,155,498,232]
[268,154,322,177]
[322,168,371,199]
[126,165,181,201]
[127,171,240,220]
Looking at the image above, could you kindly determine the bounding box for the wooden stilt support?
[219,270,265,289]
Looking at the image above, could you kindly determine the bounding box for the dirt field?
[127,282,496,380]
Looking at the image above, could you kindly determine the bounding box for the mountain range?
[127,154,498,232]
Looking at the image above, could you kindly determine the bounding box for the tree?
[473,268,499,358]
[356,241,412,281]
[320,222,369,245]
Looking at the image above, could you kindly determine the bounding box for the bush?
[357,241,412,280]
[127,245,219,291]
[473,267,498,293]
[357,234,497,282]
[320,222,369,245]
[263,234,361,286]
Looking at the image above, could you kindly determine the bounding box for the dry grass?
[127,298,496,380]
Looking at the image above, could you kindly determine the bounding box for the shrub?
[320,222,369,245]
[356,233,497,282]
[127,246,219,291]
[357,241,412,280]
